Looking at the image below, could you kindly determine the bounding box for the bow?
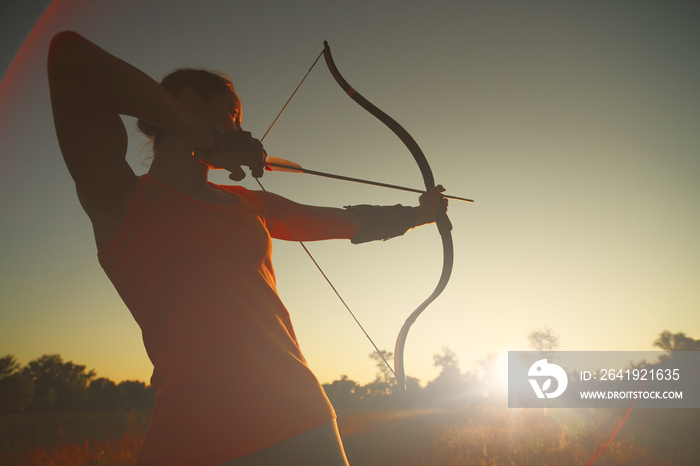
[321,42,455,389]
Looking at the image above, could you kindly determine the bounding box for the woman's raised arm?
[48,31,214,216]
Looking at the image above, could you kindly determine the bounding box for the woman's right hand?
[198,127,267,180]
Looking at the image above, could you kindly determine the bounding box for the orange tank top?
[98,174,335,465]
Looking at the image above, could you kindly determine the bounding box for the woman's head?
[138,68,241,146]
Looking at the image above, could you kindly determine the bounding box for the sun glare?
[494,351,509,391]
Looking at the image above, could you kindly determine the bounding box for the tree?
[24,354,96,411]
[651,330,700,370]
[89,378,154,410]
[433,346,460,371]
[0,355,33,412]
[323,375,361,408]
[118,380,154,409]
[425,347,469,406]
[364,351,397,405]
[0,355,20,379]
[527,326,560,361]
[653,331,700,352]
[89,377,120,411]
[528,326,560,352]
[370,350,395,385]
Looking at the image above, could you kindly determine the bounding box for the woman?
[48,31,447,465]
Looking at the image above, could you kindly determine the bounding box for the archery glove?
[345,204,417,244]
[198,127,266,180]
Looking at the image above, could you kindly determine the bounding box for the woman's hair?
[137,68,239,146]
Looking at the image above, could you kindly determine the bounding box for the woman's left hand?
[415,185,448,225]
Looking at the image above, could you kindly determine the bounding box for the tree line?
[323,329,699,409]
[0,354,153,413]
[1,329,696,413]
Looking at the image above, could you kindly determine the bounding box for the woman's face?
[198,90,242,131]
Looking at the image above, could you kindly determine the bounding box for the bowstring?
[255,47,397,379]
[260,50,324,143]
[254,180,396,379]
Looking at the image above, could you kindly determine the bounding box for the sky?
[1,0,698,386]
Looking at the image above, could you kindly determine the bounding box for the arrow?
[265,156,474,203]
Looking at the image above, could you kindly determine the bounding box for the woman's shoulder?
[216,183,268,214]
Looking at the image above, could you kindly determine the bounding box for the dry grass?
[1,434,143,466]
[337,406,698,465]
[0,410,149,466]
[1,406,696,465]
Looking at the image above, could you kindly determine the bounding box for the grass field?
[1,406,697,465]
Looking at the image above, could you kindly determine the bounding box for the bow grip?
[436,211,453,235]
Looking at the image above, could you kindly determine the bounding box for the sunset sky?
[1,0,698,387]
